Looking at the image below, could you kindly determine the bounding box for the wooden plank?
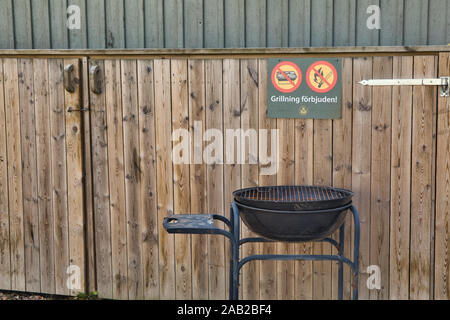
[13,0,33,48]
[435,52,450,300]
[137,59,160,300]
[204,0,224,48]
[31,0,51,49]
[246,0,267,47]
[389,56,413,300]
[276,118,295,300]
[258,59,278,300]
[333,0,356,46]
[124,0,145,48]
[90,59,113,299]
[289,0,311,47]
[144,0,164,48]
[18,58,40,292]
[104,59,127,299]
[410,55,436,299]
[105,0,125,48]
[311,0,334,46]
[0,59,11,290]
[332,57,353,299]
[222,58,241,298]
[312,118,333,300]
[4,58,25,291]
[205,59,225,299]
[34,58,55,293]
[266,0,288,47]
[294,119,314,299]
[369,56,392,300]
[188,59,208,299]
[225,0,245,47]
[164,0,184,48]
[240,59,259,300]
[121,59,143,299]
[86,0,106,48]
[380,0,404,46]
[184,0,204,48]
[428,0,448,45]
[154,59,175,299]
[49,0,69,49]
[64,58,85,295]
[352,57,373,300]
[171,59,192,299]
[356,0,380,46]
[67,0,87,49]
[404,0,428,45]
[48,59,69,295]
[0,0,15,48]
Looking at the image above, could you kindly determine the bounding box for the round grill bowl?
[236,201,350,242]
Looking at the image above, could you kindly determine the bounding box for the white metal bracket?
[358,76,449,97]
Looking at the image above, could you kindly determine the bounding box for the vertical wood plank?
[31,0,51,49]
[312,118,333,300]
[428,0,448,45]
[380,0,404,46]
[124,0,145,48]
[184,0,204,48]
[410,55,436,299]
[64,58,85,295]
[154,59,175,299]
[144,0,164,48]
[4,59,25,291]
[258,59,278,300]
[246,0,267,47]
[91,60,113,299]
[225,0,245,48]
[34,58,55,293]
[404,0,428,45]
[49,0,69,49]
[171,59,192,299]
[18,58,41,293]
[333,0,356,46]
[0,0,15,49]
[266,0,288,47]
[240,59,259,300]
[13,0,33,48]
[369,56,392,300]
[104,59,128,299]
[121,59,143,299]
[204,0,224,48]
[164,0,184,48]
[389,56,413,300]
[86,0,106,48]
[332,58,353,299]
[137,59,160,300]
[0,59,11,290]
[352,57,373,300]
[356,0,380,46]
[222,58,241,298]
[105,0,125,48]
[205,59,225,299]
[188,59,208,299]
[67,0,87,49]
[276,119,295,300]
[435,52,450,300]
[311,0,334,46]
[48,59,69,295]
[289,0,311,47]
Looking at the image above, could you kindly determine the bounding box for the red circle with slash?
[271,61,302,93]
[306,61,338,93]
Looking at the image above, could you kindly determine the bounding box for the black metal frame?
[163,201,360,300]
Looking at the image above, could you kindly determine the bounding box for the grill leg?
[350,205,360,300]
[338,223,345,300]
[230,202,240,300]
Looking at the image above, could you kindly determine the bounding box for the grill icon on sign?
[276,71,298,82]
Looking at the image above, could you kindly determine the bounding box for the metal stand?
[163,202,360,300]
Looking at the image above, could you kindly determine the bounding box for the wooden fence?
[0,47,448,300]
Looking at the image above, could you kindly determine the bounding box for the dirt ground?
[0,290,95,300]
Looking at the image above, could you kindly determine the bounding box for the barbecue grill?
[163,185,360,300]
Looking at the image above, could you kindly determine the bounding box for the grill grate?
[239,185,347,202]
